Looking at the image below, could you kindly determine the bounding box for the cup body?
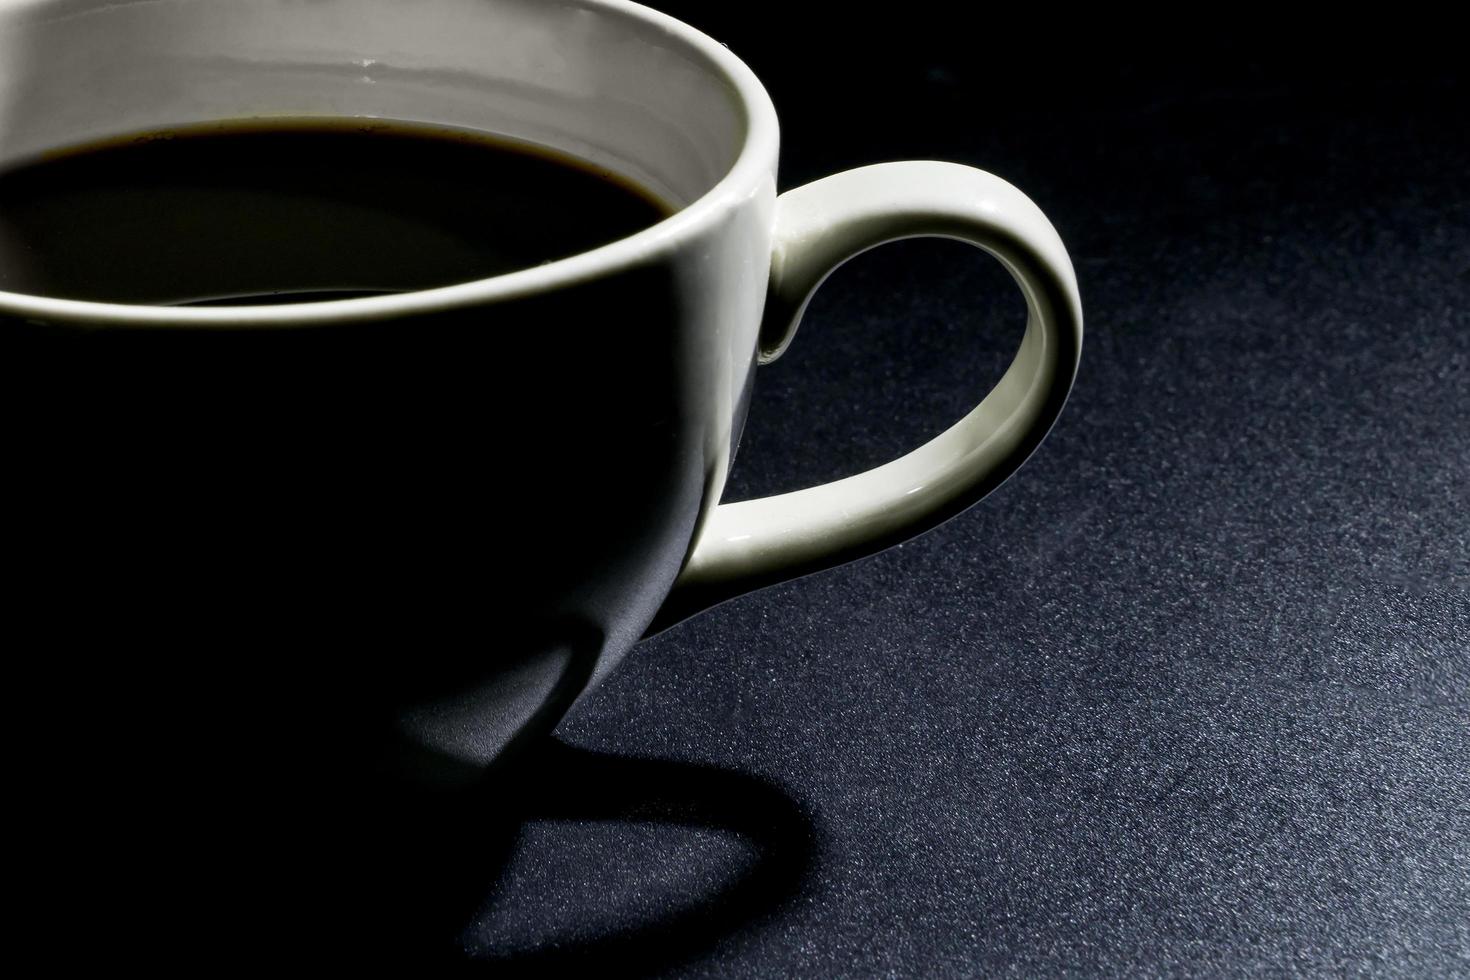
[0,0,780,782]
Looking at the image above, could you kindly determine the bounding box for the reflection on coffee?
[0,119,672,305]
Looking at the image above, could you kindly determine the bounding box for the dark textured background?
[472,6,1469,975]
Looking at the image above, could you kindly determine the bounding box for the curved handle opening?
[651,161,1083,633]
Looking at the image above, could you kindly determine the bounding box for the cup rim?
[0,0,779,328]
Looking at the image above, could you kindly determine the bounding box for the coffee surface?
[0,119,671,305]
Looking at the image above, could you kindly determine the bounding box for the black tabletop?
[471,7,1468,976]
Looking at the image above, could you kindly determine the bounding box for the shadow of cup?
[12,737,813,972]
[465,741,817,975]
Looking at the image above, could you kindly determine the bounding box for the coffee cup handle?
[651,161,1083,633]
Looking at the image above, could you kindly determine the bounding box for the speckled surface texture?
[471,8,1468,976]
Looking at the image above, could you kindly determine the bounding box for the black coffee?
[0,119,671,305]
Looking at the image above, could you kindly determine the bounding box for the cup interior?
[0,0,749,209]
